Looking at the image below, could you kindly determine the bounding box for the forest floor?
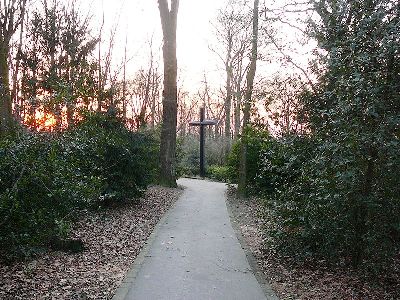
[226,186,400,300]
[0,185,182,300]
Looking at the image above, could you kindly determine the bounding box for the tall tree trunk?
[234,89,241,138]
[122,35,127,122]
[12,17,24,123]
[224,33,233,158]
[224,32,233,138]
[0,41,12,135]
[158,0,179,187]
[238,0,259,196]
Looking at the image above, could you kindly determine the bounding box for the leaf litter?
[0,186,182,300]
[226,186,399,300]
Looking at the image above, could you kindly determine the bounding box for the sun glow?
[24,110,57,131]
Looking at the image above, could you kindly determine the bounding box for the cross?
[189,107,218,177]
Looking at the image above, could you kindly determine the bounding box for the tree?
[238,0,259,196]
[97,10,120,114]
[21,0,98,130]
[121,60,161,130]
[262,75,307,136]
[158,0,179,187]
[262,0,400,268]
[197,74,225,137]
[232,42,248,138]
[0,0,27,135]
[305,0,400,266]
[212,0,252,143]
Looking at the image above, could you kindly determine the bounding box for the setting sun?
[24,110,57,131]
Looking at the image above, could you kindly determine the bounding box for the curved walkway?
[113,178,277,300]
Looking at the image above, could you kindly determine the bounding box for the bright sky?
[73,0,315,92]
[80,0,228,90]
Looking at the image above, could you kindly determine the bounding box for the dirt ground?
[0,186,182,300]
[225,185,400,300]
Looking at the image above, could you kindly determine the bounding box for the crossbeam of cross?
[189,107,218,177]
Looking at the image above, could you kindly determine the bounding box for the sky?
[72,0,315,92]
[80,0,229,90]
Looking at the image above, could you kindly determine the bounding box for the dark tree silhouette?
[238,0,259,196]
[158,0,179,187]
[0,0,27,135]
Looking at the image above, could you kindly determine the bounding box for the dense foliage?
[226,126,270,192]
[0,113,158,261]
[251,0,400,269]
[20,2,99,129]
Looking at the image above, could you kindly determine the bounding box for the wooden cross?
[189,107,218,177]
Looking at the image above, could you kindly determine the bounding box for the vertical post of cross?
[189,107,218,178]
[199,107,205,177]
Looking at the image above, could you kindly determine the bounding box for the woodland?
[0,0,399,297]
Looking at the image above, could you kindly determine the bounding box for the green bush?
[65,112,158,202]
[0,112,158,261]
[259,0,400,270]
[232,126,399,269]
[0,133,100,260]
[226,126,270,192]
[261,134,400,269]
[256,135,311,195]
[207,165,230,182]
[205,136,228,166]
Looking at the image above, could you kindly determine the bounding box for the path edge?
[224,185,280,300]
[112,185,185,300]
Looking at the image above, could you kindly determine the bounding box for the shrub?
[259,0,400,269]
[0,133,101,260]
[0,112,158,261]
[260,134,400,269]
[227,125,270,192]
[207,165,230,182]
[65,112,158,202]
[176,135,199,177]
[205,136,228,166]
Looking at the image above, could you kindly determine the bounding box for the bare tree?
[195,74,225,137]
[123,57,161,131]
[177,84,195,137]
[97,6,123,113]
[212,0,252,153]
[238,0,259,196]
[0,0,27,135]
[121,34,128,121]
[232,40,249,138]
[262,74,307,135]
[158,0,179,187]
[149,63,161,128]
[260,0,316,92]
[134,38,163,129]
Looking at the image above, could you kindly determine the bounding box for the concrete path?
[113,178,277,300]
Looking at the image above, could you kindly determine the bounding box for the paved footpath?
[113,178,278,300]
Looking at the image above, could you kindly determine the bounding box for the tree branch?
[263,28,316,93]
